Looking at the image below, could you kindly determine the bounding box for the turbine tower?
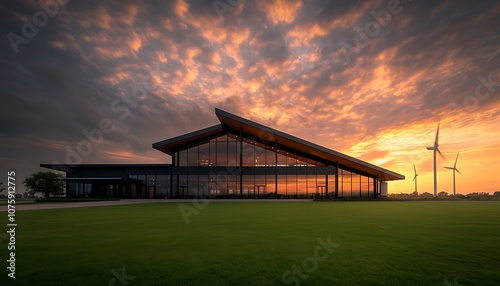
[426,124,445,197]
[444,152,461,196]
[412,164,418,194]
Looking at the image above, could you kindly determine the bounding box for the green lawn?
[1,201,499,285]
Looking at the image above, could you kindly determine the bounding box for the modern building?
[42,108,404,199]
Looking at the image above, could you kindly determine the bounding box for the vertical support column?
[325,174,329,199]
[350,172,353,197]
[65,178,69,198]
[239,127,243,199]
[169,166,173,199]
[374,175,378,198]
[378,176,380,197]
[359,174,362,198]
[335,161,339,199]
[275,140,278,199]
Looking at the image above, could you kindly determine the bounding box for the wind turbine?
[412,164,418,194]
[426,123,445,197]
[444,152,461,196]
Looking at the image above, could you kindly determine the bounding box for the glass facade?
[170,132,377,199]
[66,173,170,199]
[63,132,379,199]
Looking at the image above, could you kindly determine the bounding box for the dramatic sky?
[1,0,499,194]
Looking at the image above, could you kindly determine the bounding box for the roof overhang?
[152,124,223,155]
[60,178,124,181]
[41,164,172,173]
[215,108,404,181]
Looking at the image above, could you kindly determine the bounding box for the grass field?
[1,201,499,285]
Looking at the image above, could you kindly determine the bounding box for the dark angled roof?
[152,124,223,155]
[60,177,124,181]
[41,164,171,173]
[215,109,404,181]
[152,108,405,181]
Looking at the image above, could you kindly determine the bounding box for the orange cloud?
[257,0,302,25]
[173,0,189,20]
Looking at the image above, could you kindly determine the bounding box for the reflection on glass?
[352,173,360,198]
[179,149,188,166]
[297,175,307,197]
[277,151,287,166]
[287,174,297,197]
[227,142,238,167]
[228,175,238,196]
[157,175,168,198]
[187,144,198,166]
[217,141,228,166]
[328,174,336,199]
[210,138,217,167]
[296,156,307,166]
[277,175,286,197]
[198,142,210,166]
[307,174,316,199]
[254,144,266,166]
[215,173,228,196]
[188,175,198,196]
[178,175,188,198]
[156,131,383,200]
[199,175,208,196]
[242,142,254,166]
[266,148,276,166]
[242,175,254,198]
[342,170,351,198]
[266,175,275,196]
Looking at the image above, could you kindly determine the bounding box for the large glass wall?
[67,181,92,197]
[171,132,375,199]
[66,173,171,199]
[127,174,171,199]
[178,135,240,168]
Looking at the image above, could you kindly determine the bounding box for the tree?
[23,171,64,198]
[0,181,5,193]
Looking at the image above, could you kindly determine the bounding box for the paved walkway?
[0,199,313,211]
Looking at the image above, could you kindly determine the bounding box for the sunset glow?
[1,0,498,194]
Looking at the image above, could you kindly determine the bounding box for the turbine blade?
[435,123,440,145]
[444,167,453,169]
[456,169,462,174]
[454,152,459,167]
[437,148,445,159]
[426,147,434,150]
[413,164,416,174]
